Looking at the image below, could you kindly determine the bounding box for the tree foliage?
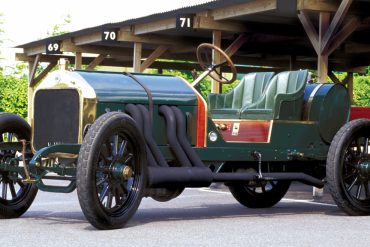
[0,64,28,118]
[353,75,370,106]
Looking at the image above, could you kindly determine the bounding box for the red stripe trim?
[196,94,206,147]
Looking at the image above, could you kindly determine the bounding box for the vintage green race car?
[0,44,369,229]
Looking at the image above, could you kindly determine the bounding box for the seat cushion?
[210,108,240,119]
[208,72,275,119]
[240,109,273,120]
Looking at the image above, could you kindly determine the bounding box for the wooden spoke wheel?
[0,113,38,218]
[77,112,147,229]
[327,119,370,215]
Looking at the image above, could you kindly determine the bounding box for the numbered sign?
[46,41,62,54]
[102,30,118,42]
[176,15,194,29]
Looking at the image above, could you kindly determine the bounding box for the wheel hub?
[111,163,133,180]
[358,160,370,179]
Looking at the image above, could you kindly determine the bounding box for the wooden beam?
[140,45,169,72]
[193,16,248,32]
[133,42,142,72]
[118,30,173,44]
[345,43,370,53]
[29,54,41,86]
[24,45,45,56]
[211,30,222,94]
[318,12,330,83]
[75,52,82,69]
[328,71,342,84]
[297,0,338,12]
[298,11,320,55]
[87,54,105,70]
[33,61,57,85]
[225,33,249,57]
[134,18,176,35]
[73,33,101,46]
[212,0,277,20]
[326,17,360,55]
[321,0,354,54]
[348,72,353,104]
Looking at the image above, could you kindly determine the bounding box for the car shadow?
[21,198,346,231]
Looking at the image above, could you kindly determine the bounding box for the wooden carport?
[16,0,370,105]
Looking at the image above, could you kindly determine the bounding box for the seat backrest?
[264,70,308,109]
[229,72,274,109]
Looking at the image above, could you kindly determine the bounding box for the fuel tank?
[303,83,350,143]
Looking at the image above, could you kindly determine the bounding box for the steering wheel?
[196,43,237,84]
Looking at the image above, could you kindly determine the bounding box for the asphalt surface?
[0,183,369,247]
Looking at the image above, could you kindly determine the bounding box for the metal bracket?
[251,151,263,179]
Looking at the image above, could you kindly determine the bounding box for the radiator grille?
[33,89,80,150]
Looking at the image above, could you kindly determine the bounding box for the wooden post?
[27,54,41,122]
[348,72,354,104]
[27,60,35,123]
[133,42,142,73]
[318,12,330,83]
[75,52,82,70]
[211,30,222,94]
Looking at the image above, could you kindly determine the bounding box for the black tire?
[0,113,38,218]
[228,180,291,208]
[77,112,147,230]
[327,119,370,215]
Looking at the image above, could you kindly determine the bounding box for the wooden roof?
[16,0,370,76]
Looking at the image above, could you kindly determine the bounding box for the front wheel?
[327,119,370,215]
[0,113,38,218]
[77,112,147,229]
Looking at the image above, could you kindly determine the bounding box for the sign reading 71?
[176,15,194,29]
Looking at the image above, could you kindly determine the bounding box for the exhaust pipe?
[171,106,204,168]
[136,105,169,167]
[159,105,192,167]
[125,104,158,167]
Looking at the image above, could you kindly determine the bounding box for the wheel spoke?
[347,176,358,192]
[8,133,13,142]
[104,140,112,157]
[9,182,17,199]
[96,177,105,186]
[99,183,109,201]
[261,185,266,193]
[363,138,369,155]
[124,153,133,164]
[114,188,121,205]
[106,191,113,208]
[2,182,8,199]
[364,181,370,199]
[17,180,25,188]
[356,184,363,199]
[118,140,127,160]
[344,171,356,181]
[355,138,362,155]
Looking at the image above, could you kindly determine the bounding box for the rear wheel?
[228,168,290,208]
[0,113,38,218]
[327,119,370,215]
[77,112,147,229]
